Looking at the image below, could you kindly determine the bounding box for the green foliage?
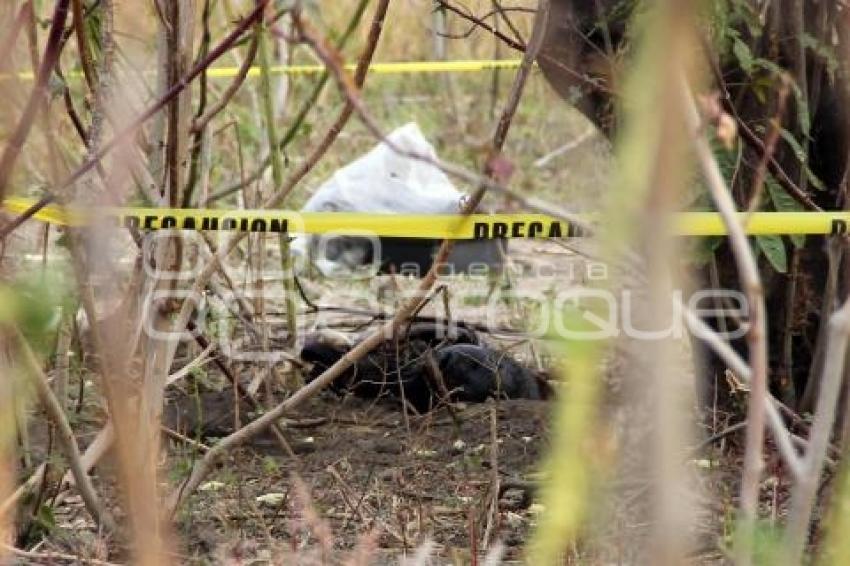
[261,455,280,475]
[732,35,755,74]
[693,2,832,272]
[776,127,826,192]
[756,235,787,273]
[765,173,806,248]
[801,32,840,79]
[706,0,824,152]
[1,273,73,355]
[18,499,58,546]
[705,0,762,63]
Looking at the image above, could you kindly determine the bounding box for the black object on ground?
[299,324,552,412]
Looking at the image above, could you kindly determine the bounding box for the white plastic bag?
[300,122,464,214]
[291,123,467,274]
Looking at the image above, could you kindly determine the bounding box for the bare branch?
[11,326,117,533]
[784,297,850,561]
[0,0,270,240]
[680,79,769,561]
[0,0,70,204]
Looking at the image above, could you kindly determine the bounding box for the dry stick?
[0,542,121,566]
[11,327,117,533]
[256,17,298,350]
[682,82,769,558]
[182,0,214,208]
[161,426,210,453]
[490,0,527,47]
[70,0,97,91]
[0,0,270,240]
[481,406,500,550]
[801,239,842,410]
[191,29,259,134]
[164,0,392,360]
[0,463,45,519]
[783,297,850,562]
[169,0,548,514]
[60,423,114,489]
[205,0,370,204]
[0,0,70,203]
[681,305,803,479]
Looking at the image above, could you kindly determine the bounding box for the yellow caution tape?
[6,197,850,238]
[5,59,525,82]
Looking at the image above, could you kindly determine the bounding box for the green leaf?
[732,37,754,73]
[789,81,811,137]
[765,175,805,248]
[778,128,807,163]
[775,129,826,192]
[801,32,839,78]
[35,503,56,531]
[757,235,788,273]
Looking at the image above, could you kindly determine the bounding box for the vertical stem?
[11,326,116,532]
[784,299,850,562]
[683,82,769,565]
[0,0,70,204]
[257,17,298,347]
[70,0,96,92]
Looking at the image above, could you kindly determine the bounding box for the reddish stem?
[0,0,70,203]
[0,0,270,240]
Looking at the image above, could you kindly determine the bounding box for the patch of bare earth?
[168,396,551,563]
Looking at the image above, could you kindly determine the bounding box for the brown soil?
[168,394,552,564]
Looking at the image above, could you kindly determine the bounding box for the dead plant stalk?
[681,79,769,562]
[0,0,271,240]
[783,297,850,562]
[10,326,116,532]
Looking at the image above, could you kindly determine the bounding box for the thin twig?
[191,17,259,134]
[70,0,97,91]
[481,406,500,549]
[204,0,370,203]
[682,81,769,557]
[784,297,850,561]
[0,0,70,203]
[0,0,270,240]
[11,326,117,533]
[0,542,121,566]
